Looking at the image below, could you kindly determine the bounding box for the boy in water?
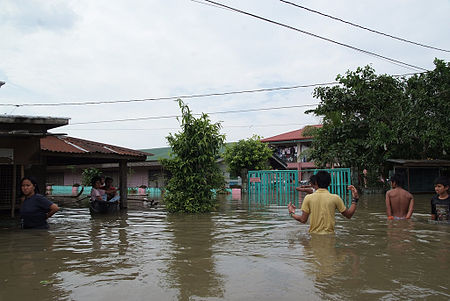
[385,173,414,220]
[431,176,450,221]
[288,171,359,234]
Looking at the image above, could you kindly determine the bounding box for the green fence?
[248,168,352,207]
[247,170,298,205]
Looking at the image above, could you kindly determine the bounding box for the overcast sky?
[1,0,449,150]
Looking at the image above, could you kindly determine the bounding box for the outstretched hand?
[288,202,296,214]
[348,185,359,199]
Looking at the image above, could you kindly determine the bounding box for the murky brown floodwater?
[1,193,449,301]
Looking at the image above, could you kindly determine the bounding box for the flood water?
[1,193,449,301]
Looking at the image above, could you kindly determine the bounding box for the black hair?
[91,175,102,187]
[315,171,331,188]
[390,173,405,188]
[434,176,450,187]
[20,176,40,194]
[309,174,317,185]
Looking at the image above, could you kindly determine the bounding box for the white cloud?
[0,0,449,149]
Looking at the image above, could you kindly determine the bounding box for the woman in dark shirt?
[19,176,59,229]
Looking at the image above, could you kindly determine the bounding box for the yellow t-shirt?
[301,188,347,234]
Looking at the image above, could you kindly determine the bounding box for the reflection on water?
[164,214,224,301]
[1,193,449,300]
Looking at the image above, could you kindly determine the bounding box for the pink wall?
[127,167,148,187]
[64,174,82,186]
[59,166,149,188]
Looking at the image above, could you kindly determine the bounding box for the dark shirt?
[20,194,54,229]
[431,194,450,221]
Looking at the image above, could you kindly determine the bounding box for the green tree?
[81,168,101,186]
[223,135,273,190]
[402,59,450,159]
[161,99,225,213]
[306,59,450,187]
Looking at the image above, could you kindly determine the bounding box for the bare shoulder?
[405,190,414,198]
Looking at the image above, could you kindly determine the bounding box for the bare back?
[385,187,414,218]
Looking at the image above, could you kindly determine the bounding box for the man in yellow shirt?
[288,171,359,234]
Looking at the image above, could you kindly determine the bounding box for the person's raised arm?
[341,185,359,219]
[295,187,314,194]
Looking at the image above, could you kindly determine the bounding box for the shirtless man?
[385,173,414,220]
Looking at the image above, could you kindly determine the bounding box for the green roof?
[139,143,236,162]
[139,147,171,161]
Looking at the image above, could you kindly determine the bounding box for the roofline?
[264,138,314,144]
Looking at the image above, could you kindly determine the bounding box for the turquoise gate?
[248,168,352,207]
[247,170,299,205]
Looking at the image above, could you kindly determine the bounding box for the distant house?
[137,144,241,189]
[261,124,322,180]
[43,135,149,188]
[387,159,450,193]
[47,144,240,191]
[1,115,148,215]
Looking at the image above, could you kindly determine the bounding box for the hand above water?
[288,202,296,214]
[348,185,359,200]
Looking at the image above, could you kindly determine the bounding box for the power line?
[0,71,425,108]
[57,122,312,131]
[198,0,427,71]
[0,72,425,109]
[64,103,318,125]
[280,0,450,53]
[0,82,337,107]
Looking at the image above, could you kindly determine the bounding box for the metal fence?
[248,168,352,207]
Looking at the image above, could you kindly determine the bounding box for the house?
[261,124,322,180]
[0,115,148,216]
[0,115,68,215]
[137,145,240,188]
[46,144,241,191]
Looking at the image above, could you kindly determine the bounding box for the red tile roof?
[41,136,150,158]
[260,124,322,143]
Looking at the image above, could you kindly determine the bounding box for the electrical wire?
[198,0,427,71]
[0,71,424,108]
[280,0,450,53]
[64,103,318,125]
[0,82,337,107]
[57,122,312,131]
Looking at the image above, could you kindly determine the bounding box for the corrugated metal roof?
[41,136,150,158]
[261,124,322,143]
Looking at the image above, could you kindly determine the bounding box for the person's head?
[20,176,39,197]
[315,171,331,188]
[105,177,113,187]
[390,173,405,188]
[309,174,318,189]
[91,176,102,188]
[434,176,449,196]
[100,175,105,185]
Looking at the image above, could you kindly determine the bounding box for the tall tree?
[403,59,450,159]
[161,100,225,213]
[223,135,273,190]
[306,59,450,186]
